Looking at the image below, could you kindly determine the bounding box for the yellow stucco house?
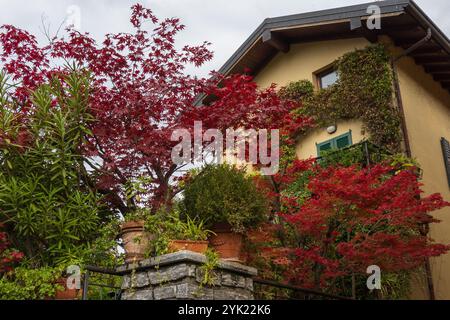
[217,0,450,299]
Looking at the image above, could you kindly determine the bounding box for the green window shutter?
[441,137,450,188]
[316,131,353,157]
[336,133,352,149]
[317,141,333,156]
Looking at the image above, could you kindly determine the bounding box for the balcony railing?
[315,140,391,167]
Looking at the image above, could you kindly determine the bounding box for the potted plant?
[388,154,423,178]
[181,164,267,262]
[54,277,81,300]
[120,209,153,263]
[145,211,213,255]
[167,216,213,254]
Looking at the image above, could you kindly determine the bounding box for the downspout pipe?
[391,28,432,158]
[394,28,432,62]
[390,61,412,158]
[391,27,436,300]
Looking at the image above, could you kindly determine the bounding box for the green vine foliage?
[0,266,64,299]
[198,249,220,287]
[318,141,387,168]
[280,44,402,152]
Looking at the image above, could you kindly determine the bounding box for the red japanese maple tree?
[250,160,450,293]
[0,4,303,214]
[0,225,23,273]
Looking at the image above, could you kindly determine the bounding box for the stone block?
[154,285,177,300]
[133,288,154,300]
[121,288,154,300]
[121,290,135,300]
[175,281,213,300]
[221,272,246,288]
[134,272,150,288]
[149,263,196,285]
[245,277,254,291]
[121,275,131,290]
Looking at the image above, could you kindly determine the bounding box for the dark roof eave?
[218,0,450,83]
[218,0,414,76]
[404,1,450,54]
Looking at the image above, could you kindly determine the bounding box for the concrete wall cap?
[116,251,257,276]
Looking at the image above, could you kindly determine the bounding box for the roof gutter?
[394,28,432,61]
[404,1,450,55]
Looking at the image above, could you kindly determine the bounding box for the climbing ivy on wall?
[279,44,402,152]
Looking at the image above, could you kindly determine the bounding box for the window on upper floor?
[316,131,353,157]
[317,68,339,89]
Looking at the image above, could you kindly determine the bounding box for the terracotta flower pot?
[209,223,244,263]
[54,277,82,300]
[168,240,209,254]
[120,220,153,263]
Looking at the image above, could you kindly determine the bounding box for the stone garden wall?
[118,251,257,300]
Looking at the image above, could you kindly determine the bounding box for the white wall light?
[326,125,337,134]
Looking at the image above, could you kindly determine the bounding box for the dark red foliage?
[0,225,23,273]
[0,4,306,213]
[250,161,450,289]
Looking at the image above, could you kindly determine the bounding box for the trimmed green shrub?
[182,164,267,233]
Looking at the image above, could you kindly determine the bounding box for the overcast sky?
[1,0,450,77]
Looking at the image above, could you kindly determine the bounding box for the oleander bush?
[0,71,120,268]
